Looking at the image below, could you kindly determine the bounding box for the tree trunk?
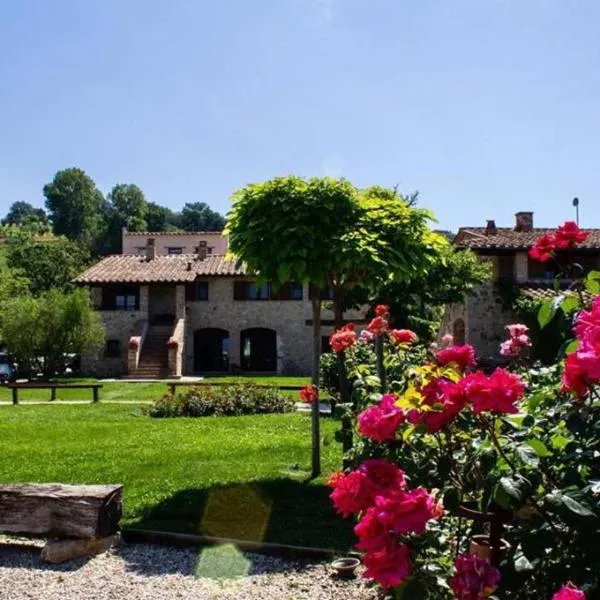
[311,297,322,478]
[0,483,123,539]
[333,287,344,329]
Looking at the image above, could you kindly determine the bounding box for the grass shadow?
[127,478,354,558]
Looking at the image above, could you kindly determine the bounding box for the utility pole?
[573,197,580,225]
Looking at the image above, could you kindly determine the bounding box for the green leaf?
[585,270,600,294]
[565,339,580,355]
[499,475,531,502]
[538,299,557,328]
[561,495,595,518]
[514,553,534,573]
[516,444,540,467]
[560,295,581,315]
[526,439,553,458]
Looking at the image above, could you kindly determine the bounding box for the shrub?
[145,383,294,418]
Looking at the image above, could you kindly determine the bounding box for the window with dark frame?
[290,283,303,300]
[197,281,209,301]
[248,282,269,300]
[116,293,138,311]
[105,340,121,358]
[167,247,183,255]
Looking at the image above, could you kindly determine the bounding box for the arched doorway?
[194,328,230,372]
[453,319,466,345]
[240,328,277,372]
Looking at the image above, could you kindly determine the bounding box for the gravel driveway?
[0,536,376,600]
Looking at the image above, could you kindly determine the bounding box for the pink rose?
[362,541,411,588]
[552,583,586,600]
[357,394,405,443]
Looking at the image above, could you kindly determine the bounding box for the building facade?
[75,232,364,378]
[440,212,600,362]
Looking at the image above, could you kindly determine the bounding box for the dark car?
[0,353,17,383]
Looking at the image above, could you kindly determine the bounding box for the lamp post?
[573,197,580,225]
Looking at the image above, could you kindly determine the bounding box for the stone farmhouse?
[74,229,364,378]
[440,212,600,362]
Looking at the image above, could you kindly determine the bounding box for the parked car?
[0,354,17,383]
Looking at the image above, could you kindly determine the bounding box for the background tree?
[2,201,48,227]
[100,183,149,253]
[43,168,104,247]
[145,201,179,232]
[0,288,104,378]
[179,202,226,231]
[6,235,91,295]
[368,244,491,340]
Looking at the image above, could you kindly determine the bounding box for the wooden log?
[41,533,121,563]
[0,483,123,539]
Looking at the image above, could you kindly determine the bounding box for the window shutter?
[102,287,116,310]
[186,283,196,302]
[234,281,248,301]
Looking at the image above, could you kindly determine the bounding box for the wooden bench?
[7,382,103,405]
[167,381,303,395]
[0,483,123,563]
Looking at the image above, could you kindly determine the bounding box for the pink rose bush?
[552,584,586,600]
[357,394,405,442]
[436,344,477,370]
[500,323,532,358]
[449,554,501,600]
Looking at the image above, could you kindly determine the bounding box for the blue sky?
[1,0,599,231]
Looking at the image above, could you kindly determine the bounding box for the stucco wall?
[122,232,228,256]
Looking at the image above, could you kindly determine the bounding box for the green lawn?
[0,404,352,550]
[0,376,312,403]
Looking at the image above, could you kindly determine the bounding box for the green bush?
[145,383,294,418]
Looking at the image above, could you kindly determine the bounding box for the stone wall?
[81,309,146,377]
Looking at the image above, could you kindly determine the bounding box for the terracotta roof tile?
[454,228,600,250]
[74,254,245,284]
[519,283,593,303]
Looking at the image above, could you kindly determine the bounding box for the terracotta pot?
[469,535,511,562]
[331,557,360,579]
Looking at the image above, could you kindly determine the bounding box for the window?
[291,283,303,300]
[207,247,213,255]
[105,340,121,358]
[497,255,515,280]
[248,282,269,300]
[309,285,334,300]
[102,286,139,311]
[116,293,138,311]
[167,247,183,255]
[196,281,209,301]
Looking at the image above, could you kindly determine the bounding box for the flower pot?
[331,557,360,579]
[469,535,511,562]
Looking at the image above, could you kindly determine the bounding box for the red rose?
[408,378,467,432]
[299,385,319,403]
[436,344,476,369]
[561,353,589,398]
[362,541,411,589]
[462,368,526,414]
[375,304,391,318]
[390,329,418,345]
[329,324,357,353]
[367,316,389,337]
[357,394,405,442]
[555,221,589,249]
[529,233,557,263]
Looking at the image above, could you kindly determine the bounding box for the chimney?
[197,241,207,261]
[146,238,156,261]
[515,211,534,232]
[485,219,497,235]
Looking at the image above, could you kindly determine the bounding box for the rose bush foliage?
[324,226,599,599]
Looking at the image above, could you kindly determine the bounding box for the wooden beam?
[0,483,123,539]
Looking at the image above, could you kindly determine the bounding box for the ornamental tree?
[226,176,360,475]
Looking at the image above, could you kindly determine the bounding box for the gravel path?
[0,537,376,600]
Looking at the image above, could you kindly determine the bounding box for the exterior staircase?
[129,325,171,379]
